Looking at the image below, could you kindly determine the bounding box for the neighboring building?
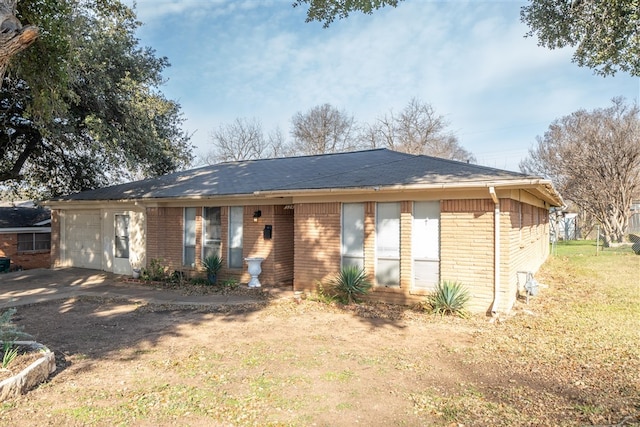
[45,149,563,314]
[0,204,52,270]
[630,199,640,234]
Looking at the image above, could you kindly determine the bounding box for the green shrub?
[310,281,338,304]
[427,281,470,318]
[0,308,31,342]
[220,278,239,289]
[330,265,373,304]
[142,258,168,282]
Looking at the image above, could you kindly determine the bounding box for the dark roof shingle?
[53,149,536,201]
[0,207,51,228]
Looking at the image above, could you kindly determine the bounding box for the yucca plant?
[427,280,470,318]
[331,265,373,304]
[2,341,18,369]
[202,255,223,285]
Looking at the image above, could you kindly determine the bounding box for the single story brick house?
[45,149,562,314]
[0,204,52,270]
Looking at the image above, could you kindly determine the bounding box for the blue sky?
[126,0,638,172]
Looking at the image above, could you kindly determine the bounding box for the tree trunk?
[0,0,38,82]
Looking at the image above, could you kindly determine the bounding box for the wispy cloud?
[126,0,638,171]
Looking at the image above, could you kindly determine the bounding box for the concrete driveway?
[0,268,272,309]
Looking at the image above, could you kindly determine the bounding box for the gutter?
[42,177,563,208]
[0,227,52,234]
[489,186,501,316]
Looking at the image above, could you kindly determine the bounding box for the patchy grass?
[1,240,638,426]
[453,240,639,426]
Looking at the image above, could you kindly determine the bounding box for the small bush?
[427,281,470,318]
[0,308,32,342]
[220,278,239,289]
[310,281,339,304]
[142,258,168,282]
[330,265,373,304]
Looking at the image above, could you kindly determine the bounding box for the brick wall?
[505,200,550,305]
[440,199,496,313]
[146,207,184,273]
[273,205,294,285]
[0,233,50,270]
[51,209,60,267]
[144,204,295,287]
[293,202,341,293]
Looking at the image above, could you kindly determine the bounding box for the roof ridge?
[215,148,389,166]
[413,152,530,177]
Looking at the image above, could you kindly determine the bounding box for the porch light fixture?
[253,210,262,222]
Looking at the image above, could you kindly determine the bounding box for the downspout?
[489,187,500,315]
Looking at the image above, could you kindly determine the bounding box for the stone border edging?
[0,341,56,401]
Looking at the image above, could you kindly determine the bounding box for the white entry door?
[413,201,440,291]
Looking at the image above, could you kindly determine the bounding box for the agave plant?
[427,280,470,318]
[202,255,223,285]
[331,265,373,304]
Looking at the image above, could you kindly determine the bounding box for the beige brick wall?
[292,198,554,311]
[505,200,550,304]
[293,202,341,293]
[51,209,60,268]
[440,199,496,313]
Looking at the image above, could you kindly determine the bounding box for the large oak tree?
[0,0,37,81]
[0,0,192,198]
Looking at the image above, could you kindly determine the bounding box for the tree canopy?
[0,0,192,199]
[521,0,640,76]
[520,98,640,245]
[294,0,640,76]
[292,0,400,28]
[0,0,38,81]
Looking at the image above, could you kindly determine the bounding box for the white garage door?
[64,210,102,269]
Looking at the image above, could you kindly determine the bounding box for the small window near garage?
[228,206,243,268]
[184,208,197,267]
[115,215,130,259]
[17,233,51,252]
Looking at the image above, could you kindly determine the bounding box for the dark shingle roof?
[52,149,538,202]
[0,207,51,228]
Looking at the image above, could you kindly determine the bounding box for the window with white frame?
[17,233,51,252]
[114,214,130,259]
[184,207,196,267]
[342,203,365,269]
[412,201,440,290]
[228,206,243,268]
[202,207,221,259]
[375,202,400,287]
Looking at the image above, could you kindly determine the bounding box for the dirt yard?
[0,290,636,426]
[1,244,639,426]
